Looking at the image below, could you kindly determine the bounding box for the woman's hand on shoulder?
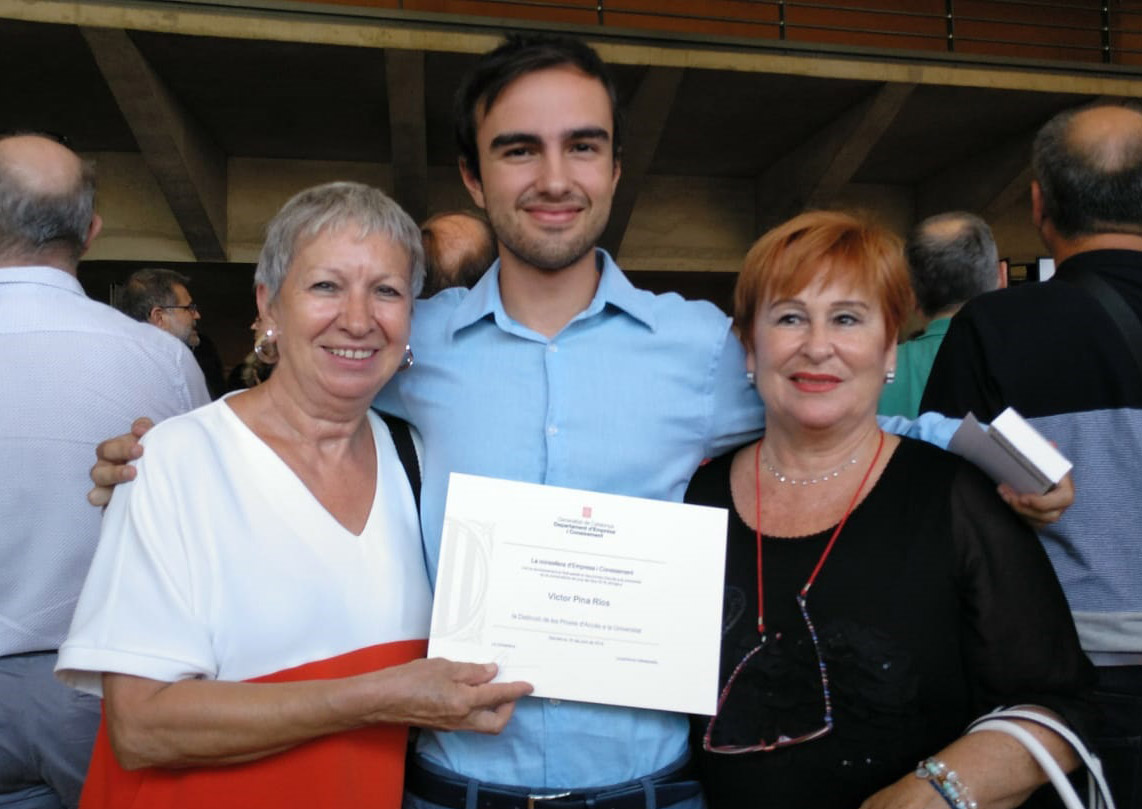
[88,417,153,506]
[361,658,532,734]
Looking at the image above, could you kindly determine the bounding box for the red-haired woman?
[687,210,1094,809]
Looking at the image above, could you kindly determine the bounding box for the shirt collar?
[1056,249,1142,277]
[446,248,656,337]
[0,265,85,296]
[446,260,502,334]
[924,316,953,338]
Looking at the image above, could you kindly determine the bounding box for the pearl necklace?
[759,453,859,486]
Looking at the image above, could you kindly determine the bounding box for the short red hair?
[733,210,913,351]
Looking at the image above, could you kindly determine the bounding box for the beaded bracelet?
[915,757,978,809]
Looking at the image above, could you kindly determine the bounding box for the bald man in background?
[0,134,209,808]
[878,211,1006,418]
[922,103,1142,809]
[419,211,496,297]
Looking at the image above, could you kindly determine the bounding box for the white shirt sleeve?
[57,421,217,695]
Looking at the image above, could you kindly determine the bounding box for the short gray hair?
[906,212,999,318]
[0,135,95,265]
[254,182,425,300]
[116,267,190,322]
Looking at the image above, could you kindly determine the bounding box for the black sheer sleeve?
[949,460,1097,738]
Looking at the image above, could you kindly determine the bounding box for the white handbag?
[967,707,1116,809]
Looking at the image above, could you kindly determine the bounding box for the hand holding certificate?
[428,474,728,715]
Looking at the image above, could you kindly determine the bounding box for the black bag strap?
[380,413,421,516]
[1063,269,1142,378]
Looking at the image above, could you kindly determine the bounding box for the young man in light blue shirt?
[375,33,966,809]
[89,33,1072,809]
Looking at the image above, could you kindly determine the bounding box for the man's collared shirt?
[376,251,756,787]
[0,265,210,656]
[375,249,957,788]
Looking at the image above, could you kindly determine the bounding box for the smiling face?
[748,273,896,435]
[460,65,621,275]
[258,225,412,408]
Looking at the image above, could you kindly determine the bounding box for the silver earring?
[885,368,896,385]
[399,344,414,371]
[746,371,755,384]
[253,328,279,365]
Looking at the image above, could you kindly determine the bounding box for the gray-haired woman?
[57,182,530,809]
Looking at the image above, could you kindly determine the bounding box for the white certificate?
[428,473,728,715]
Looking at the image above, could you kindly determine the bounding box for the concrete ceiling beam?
[81,25,227,261]
[755,81,914,233]
[920,95,1122,221]
[385,48,428,225]
[915,136,1030,221]
[600,65,683,257]
[807,81,915,207]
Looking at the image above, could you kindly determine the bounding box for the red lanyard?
[753,430,885,634]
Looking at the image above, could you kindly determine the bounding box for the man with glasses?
[116,267,202,349]
[0,134,209,809]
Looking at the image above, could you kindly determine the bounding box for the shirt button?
[547,426,558,436]
[549,699,561,706]
[548,344,558,353]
